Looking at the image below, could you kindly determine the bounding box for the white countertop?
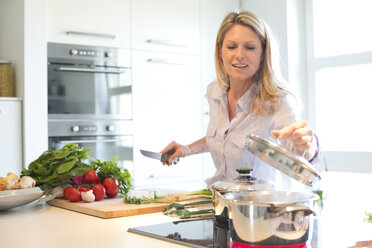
[1,172,372,248]
[0,201,184,248]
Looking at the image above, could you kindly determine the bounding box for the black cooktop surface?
[128,217,214,248]
[128,217,322,248]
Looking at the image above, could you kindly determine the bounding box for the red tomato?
[92,184,106,201]
[77,185,91,192]
[103,178,119,198]
[83,169,99,184]
[64,186,81,202]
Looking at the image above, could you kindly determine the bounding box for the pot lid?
[245,133,321,187]
[210,168,274,192]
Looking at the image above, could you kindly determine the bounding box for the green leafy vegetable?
[21,144,94,187]
[93,156,132,196]
[124,191,163,204]
[364,211,372,223]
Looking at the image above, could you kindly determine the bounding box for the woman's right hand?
[160,141,192,166]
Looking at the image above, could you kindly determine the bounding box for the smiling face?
[219,24,263,85]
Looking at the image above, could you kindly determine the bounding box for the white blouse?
[205,80,320,188]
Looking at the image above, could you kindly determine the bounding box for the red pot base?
[228,241,308,248]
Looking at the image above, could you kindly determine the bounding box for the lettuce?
[21,144,94,187]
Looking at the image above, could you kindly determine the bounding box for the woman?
[161,11,321,187]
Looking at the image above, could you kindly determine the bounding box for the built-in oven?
[47,42,132,118]
[47,43,133,174]
[48,119,134,173]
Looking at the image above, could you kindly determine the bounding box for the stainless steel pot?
[209,168,274,222]
[225,191,317,246]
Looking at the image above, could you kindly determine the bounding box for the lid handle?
[236,168,254,181]
[236,168,253,175]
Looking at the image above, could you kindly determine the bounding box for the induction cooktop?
[128,217,321,248]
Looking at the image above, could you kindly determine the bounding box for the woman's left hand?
[271,120,314,150]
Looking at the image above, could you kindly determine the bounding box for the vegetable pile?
[63,169,122,202]
[21,143,133,202]
[0,172,36,191]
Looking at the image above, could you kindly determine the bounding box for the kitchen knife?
[140,149,180,164]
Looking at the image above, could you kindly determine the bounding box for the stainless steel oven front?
[47,42,132,119]
[48,119,134,174]
[47,43,133,174]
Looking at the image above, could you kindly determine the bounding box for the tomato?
[77,185,91,192]
[103,178,119,198]
[83,169,99,184]
[64,186,81,202]
[92,184,106,201]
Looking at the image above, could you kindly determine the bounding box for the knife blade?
[140,149,179,164]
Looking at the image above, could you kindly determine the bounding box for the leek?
[123,189,212,204]
[163,200,213,214]
[166,208,214,219]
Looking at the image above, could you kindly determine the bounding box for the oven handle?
[56,138,129,145]
[56,66,127,74]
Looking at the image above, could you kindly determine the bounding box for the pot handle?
[271,205,313,218]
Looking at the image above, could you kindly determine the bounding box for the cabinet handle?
[146,39,186,47]
[148,174,185,179]
[66,31,116,39]
[146,58,185,66]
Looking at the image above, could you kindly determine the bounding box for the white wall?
[0,0,48,168]
[240,0,289,81]
[240,0,308,119]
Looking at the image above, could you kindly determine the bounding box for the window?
[312,0,372,57]
[306,0,372,172]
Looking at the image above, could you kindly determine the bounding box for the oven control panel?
[71,125,97,133]
[69,49,113,58]
[48,119,133,137]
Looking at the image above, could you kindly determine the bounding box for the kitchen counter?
[0,172,371,248]
[0,201,184,248]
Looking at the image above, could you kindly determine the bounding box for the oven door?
[49,135,134,174]
[48,63,132,119]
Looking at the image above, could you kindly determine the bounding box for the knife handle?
[161,153,179,165]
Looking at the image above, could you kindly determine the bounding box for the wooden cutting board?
[48,197,169,219]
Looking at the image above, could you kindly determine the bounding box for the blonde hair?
[215,11,289,115]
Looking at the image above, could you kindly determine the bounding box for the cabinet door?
[0,100,22,176]
[131,0,200,55]
[132,50,203,188]
[47,0,131,48]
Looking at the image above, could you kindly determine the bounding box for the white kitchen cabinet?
[131,0,200,55]
[0,98,22,176]
[47,0,131,48]
[132,50,203,188]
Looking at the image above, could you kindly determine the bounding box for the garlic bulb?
[15,176,36,189]
[81,190,95,203]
